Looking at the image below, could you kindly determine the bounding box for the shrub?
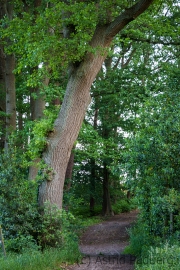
[124,218,160,257]
[38,202,78,249]
[0,145,40,252]
[5,235,39,253]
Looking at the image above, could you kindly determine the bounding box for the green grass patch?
[0,243,81,270]
[135,244,180,270]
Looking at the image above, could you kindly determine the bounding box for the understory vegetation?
[0,141,133,269]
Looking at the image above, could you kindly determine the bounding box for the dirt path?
[67,210,138,270]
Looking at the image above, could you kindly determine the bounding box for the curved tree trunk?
[38,0,154,209]
[38,47,105,208]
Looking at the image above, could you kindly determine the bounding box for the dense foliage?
[123,63,180,263]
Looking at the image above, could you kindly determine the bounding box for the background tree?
[0,0,16,150]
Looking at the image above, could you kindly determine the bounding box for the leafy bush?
[5,235,39,253]
[0,141,81,253]
[0,145,40,252]
[38,202,78,249]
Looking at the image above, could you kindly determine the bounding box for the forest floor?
[66,209,138,270]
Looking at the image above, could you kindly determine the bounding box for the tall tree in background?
[0,1,16,150]
[0,35,6,150]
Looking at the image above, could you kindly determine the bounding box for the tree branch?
[113,55,121,70]
[122,48,136,68]
[105,0,154,43]
[121,34,180,46]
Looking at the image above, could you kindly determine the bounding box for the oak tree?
[38,0,154,209]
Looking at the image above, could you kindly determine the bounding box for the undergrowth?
[124,213,180,270]
[0,205,103,270]
[0,245,80,270]
[135,244,180,270]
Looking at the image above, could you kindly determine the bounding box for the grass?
[0,243,81,270]
[135,243,180,270]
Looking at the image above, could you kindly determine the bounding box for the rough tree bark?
[38,0,154,209]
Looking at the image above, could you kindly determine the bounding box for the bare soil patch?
[67,210,138,270]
